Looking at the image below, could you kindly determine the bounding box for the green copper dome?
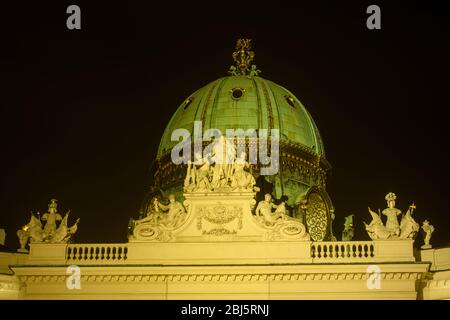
[146,39,335,241]
[157,75,325,159]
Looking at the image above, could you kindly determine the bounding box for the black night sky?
[1,2,449,249]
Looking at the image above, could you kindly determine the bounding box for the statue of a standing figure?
[421,220,435,249]
[382,193,402,236]
[41,199,62,240]
[342,214,355,241]
[364,192,421,240]
[16,199,80,251]
[210,136,235,189]
[184,152,211,192]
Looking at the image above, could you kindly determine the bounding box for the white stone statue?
[399,203,419,240]
[421,220,434,249]
[41,199,62,240]
[254,194,310,241]
[364,207,394,240]
[16,199,80,252]
[342,214,354,241]
[210,135,235,189]
[156,194,186,228]
[230,151,256,191]
[132,197,163,226]
[274,199,288,216]
[184,137,257,194]
[185,160,197,188]
[255,194,288,226]
[184,152,211,192]
[382,193,401,236]
[364,192,421,240]
[129,194,188,242]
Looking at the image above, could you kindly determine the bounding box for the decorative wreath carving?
[197,204,243,235]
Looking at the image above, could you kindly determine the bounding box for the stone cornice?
[16,270,424,283]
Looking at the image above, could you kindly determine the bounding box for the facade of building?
[0,40,448,300]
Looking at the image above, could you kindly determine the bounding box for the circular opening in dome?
[231,88,244,100]
[285,95,296,108]
[183,97,194,110]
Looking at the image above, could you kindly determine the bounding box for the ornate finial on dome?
[228,38,261,77]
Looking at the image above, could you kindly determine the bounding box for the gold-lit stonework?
[232,39,255,75]
[0,41,448,300]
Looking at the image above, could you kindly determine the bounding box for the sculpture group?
[184,136,256,193]
[132,194,186,229]
[129,194,187,241]
[255,193,310,240]
[364,192,434,247]
[255,194,289,225]
[16,199,80,252]
[128,135,312,242]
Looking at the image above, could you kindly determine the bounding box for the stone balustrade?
[311,241,375,261]
[13,239,415,266]
[66,244,128,263]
